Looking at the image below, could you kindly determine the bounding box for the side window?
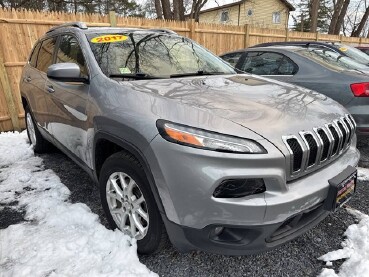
[221,52,243,67]
[272,12,281,24]
[220,10,229,22]
[36,37,57,73]
[56,35,88,77]
[29,42,41,68]
[240,52,298,75]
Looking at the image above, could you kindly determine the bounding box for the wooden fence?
[1,8,369,132]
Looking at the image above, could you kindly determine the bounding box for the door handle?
[25,76,31,82]
[46,85,55,93]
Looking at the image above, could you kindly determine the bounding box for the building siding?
[199,0,290,29]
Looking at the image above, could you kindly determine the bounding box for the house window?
[220,10,229,22]
[247,9,253,16]
[272,12,281,24]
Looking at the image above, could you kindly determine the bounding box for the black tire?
[99,151,167,254]
[24,106,52,153]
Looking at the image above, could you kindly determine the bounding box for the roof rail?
[149,28,177,35]
[47,22,88,33]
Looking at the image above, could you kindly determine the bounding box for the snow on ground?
[358,167,369,182]
[318,168,369,277]
[0,132,156,277]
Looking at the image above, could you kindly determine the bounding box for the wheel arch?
[21,96,29,109]
[93,131,165,213]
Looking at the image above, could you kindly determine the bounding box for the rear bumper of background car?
[146,135,360,255]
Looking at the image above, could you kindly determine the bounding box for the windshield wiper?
[170,71,231,78]
[109,73,162,79]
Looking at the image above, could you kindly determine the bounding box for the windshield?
[86,32,235,79]
[332,43,369,65]
[297,47,369,72]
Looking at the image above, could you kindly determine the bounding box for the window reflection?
[87,33,234,78]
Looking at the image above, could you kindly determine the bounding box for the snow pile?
[358,167,369,182]
[318,209,369,277]
[0,132,156,277]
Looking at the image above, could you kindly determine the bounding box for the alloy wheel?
[106,172,149,240]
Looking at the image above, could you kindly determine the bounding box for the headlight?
[156,120,267,154]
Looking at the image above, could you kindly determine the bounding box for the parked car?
[221,46,369,135]
[357,46,369,55]
[252,41,369,66]
[21,22,359,255]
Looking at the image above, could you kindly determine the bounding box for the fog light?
[213,178,266,198]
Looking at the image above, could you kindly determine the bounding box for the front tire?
[25,106,52,153]
[99,151,166,254]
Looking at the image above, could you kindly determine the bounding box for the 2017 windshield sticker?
[91,35,128,43]
[339,47,348,52]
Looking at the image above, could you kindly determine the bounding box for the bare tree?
[351,5,369,36]
[333,0,350,34]
[152,0,204,21]
[189,0,208,21]
[154,0,163,18]
[329,0,344,34]
[310,0,320,32]
[160,0,172,19]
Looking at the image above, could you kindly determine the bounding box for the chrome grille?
[283,114,356,178]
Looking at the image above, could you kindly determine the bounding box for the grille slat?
[283,114,354,178]
[304,134,318,167]
[286,138,303,172]
[317,129,330,161]
[328,125,339,156]
[337,122,347,152]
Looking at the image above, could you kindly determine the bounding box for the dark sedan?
[220,46,369,135]
[251,41,369,66]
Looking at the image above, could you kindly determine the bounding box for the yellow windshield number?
[91,35,128,43]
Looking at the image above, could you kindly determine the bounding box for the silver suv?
[20,22,360,255]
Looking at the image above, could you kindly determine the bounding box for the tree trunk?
[333,0,350,34]
[351,6,369,37]
[178,0,185,21]
[173,0,180,20]
[310,0,319,32]
[154,0,163,19]
[328,0,344,34]
[161,0,172,19]
[190,0,208,22]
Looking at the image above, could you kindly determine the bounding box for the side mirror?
[47,63,88,83]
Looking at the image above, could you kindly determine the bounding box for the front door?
[46,34,91,166]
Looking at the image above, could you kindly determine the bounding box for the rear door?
[46,34,91,165]
[23,38,57,132]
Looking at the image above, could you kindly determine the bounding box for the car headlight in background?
[156,120,267,154]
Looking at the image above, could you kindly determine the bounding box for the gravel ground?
[1,137,368,277]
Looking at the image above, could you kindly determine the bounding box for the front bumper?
[162,202,329,255]
[145,135,360,254]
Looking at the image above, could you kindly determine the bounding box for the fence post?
[189,19,195,40]
[109,11,117,27]
[315,32,319,41]
[359,37,363,46]
[339,34,343,43]
[244,24,250,48]
[285,28,289,42]
[0,51,20,131]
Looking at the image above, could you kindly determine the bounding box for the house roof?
[198,0,295,14]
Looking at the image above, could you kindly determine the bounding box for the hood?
[123,74,348,151]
